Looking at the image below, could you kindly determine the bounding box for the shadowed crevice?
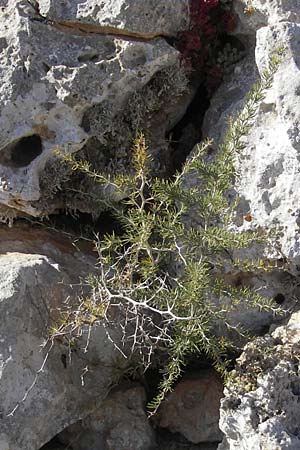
[0,134,43,168]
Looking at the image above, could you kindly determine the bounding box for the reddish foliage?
[221,10,238,32]
[191,0,219,14]
[176,0,237,91]
[206,65,223,90]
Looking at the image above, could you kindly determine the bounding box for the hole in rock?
[42,62,51,73]
[61,353,67,369]
[47,209,124,238]
[40,436,70,450]
[167,81,210,174]
[291,380,300,396]
[11,135,43,167]
[0,134,43,168]
[77,51,99,63]
[165,33,246,175]
[274,293,285,304]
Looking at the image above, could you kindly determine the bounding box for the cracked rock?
[0,0,190,218]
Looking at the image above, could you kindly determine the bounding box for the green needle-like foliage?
[52,49,283,414]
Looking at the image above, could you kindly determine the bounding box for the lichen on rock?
[0,0,190,217]
[219,312,300,450]
[0,0,300,450]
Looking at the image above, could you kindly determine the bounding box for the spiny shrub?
[51,50,283,414]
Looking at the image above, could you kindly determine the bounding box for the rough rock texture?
[0,0,190,219]
[200,1,300,448]
[1,0,300,449]
[155,371,223,444]
[157,437,219,450]
[38,0,189,35]
[59,383,156,450]
[203,0,300,272]
[218,311,300,450]
[41,441,65,450]
[216,269,298,341]
[0,225,125,450]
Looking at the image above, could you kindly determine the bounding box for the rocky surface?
[38,0,189,35]
[201,1,300,448]
[0,0,190,219]
[0,0,299,449]
[155,371,223,444]
[0,225,125,450]
[218,311,300,450]
[203,0,300,272]
[59,383,156,450]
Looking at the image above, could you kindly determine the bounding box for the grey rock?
[40,441,65,450]
[233,0,300,34]
[218,311,300,450]
[38,0,189,35]
[0,225,125,450]
[155,371,223,443]
[189,3,300,446]
[59,383,156,450]
[182,3,300,341]
[157,439,218,450]
[0,0,190,217]
[202,2,300,271]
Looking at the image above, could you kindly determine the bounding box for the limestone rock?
[155,371,223,443]
[233,0,300,34]
[59,383,156,450]
[38,0,189,35]
[41,441,65,450]
[202,1,300,271]
[0,0,190,218]
[218,311,300,450]
[0,225,124,450]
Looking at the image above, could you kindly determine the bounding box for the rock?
[218,311,300,450]
[155,371,223,443]
[58,383,156,450]
[0,0,190,218]
[181,0,300,341]
[215,269,297,341]
[199,5,300,446]
[202,0,300,271]
[233,0,300,34]
[157,428,219,450]
[38,0,189,35]
[40,440,65,450]
[0,225,125,450]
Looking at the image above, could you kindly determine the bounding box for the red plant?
[176,0,237,91]
[222,10,238,32]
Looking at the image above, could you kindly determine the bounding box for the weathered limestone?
[233,0,300,33]
[155,371,223,444]
[0,0,190,218]
[218,311,300,450]
[199,1,300,448]
[203,0,300,272]
[0,225,124,450]
[0,0,299,448]
[59,383,156,450]
[38,0,189,35]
